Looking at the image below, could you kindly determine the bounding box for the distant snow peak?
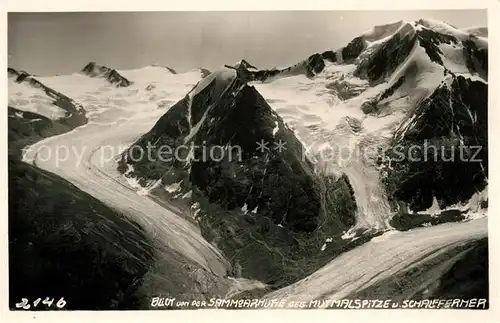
[81,61,132,87]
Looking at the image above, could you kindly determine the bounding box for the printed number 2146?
[15,297,66,309]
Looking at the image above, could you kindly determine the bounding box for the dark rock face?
[462,39,488,79]
[189,85,322,232]
[390,209,465,231]
[9,157,154,310]
[354,32,416,84]
[304,53,326,77]
[383,76,487,211]
[122,77,327,232]
[189,78,217,125]
[361,100,379,115]
[119,75,359,285]
[341,36,366,62]
[8,67,20,78]
[321,50,337,62]
[81,62,132,87]
[379,75,406,101]
[416,28,458,65]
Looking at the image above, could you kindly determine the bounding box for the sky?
[8,10,487,76]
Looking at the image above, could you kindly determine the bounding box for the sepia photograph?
[4,4,493,317]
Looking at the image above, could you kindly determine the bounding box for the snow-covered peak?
[358,18,485,47]
[415,18,458,31]
[8,67,20,79]
[81,61,100,74]
[233,59,258,71]
[361,20,408,42]
[415,18,485,43]
[186,67,237,112]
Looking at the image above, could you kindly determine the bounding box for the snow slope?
[37,67,203,121]
[8,76,68,119]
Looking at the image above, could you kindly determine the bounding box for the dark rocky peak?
[81,61,99,75]
[7,68,45,88]
[321,50,337,62]
[120,72,345,233]
[224,59,259,81]
[303,53,326,77]
[8,68,35,83]
[16,72,31,83]
[199,68,211,78]
[233,59,258,71]
[81,61,132,87]
[118,70,359,285]
[340,36,367,63]
[105,69,132,87]
[8,67,20,79]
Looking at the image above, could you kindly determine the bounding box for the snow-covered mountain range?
[8,18,488,309]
